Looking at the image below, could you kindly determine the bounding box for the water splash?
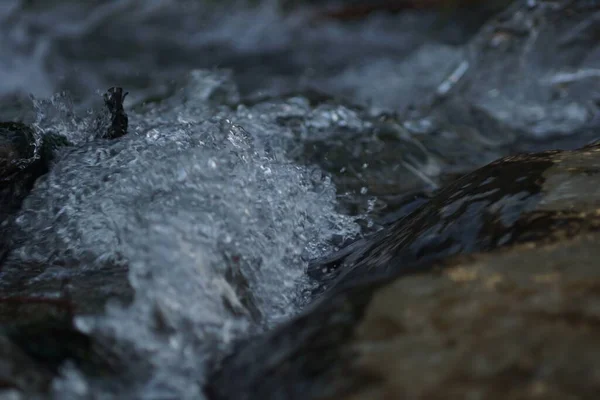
[5,71,359,399]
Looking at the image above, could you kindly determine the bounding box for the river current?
[1,1,598,398]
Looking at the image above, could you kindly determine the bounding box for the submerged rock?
[0,87,129,259]
[0,302,123,398]
[207,143,600,400]
[0,87,128,221]
[0,122,46,226]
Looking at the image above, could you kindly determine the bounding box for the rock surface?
[308,143,600,295]
[207,143,600,400]
[0,122,46,227]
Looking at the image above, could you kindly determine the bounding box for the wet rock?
[100,87,129,140]
[207,143,600,400]
[0,87,129,224]
[0,333,54,396]
[0,122,46,226]
[0,257,132,398]
[0,279,124,397]
[0,87,129,257]
[256,85,600,224]
[308,143,600,295]
[0,259,133,320]
[209,232,600,400]
[0,305,124,399]
[4,314,119,377]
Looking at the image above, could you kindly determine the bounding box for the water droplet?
[367,197,377,212]
[176,168,187,182]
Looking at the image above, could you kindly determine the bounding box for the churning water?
[0,1,377,397]
[1,0,599,398]
[4,70,363,398]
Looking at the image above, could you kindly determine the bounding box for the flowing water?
[3,71,370,398]
[1,0,599,399]
[0,0,497,115]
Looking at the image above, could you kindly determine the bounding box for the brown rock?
[207,144,600,400]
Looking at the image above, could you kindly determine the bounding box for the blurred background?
[0,0,511,114]
[5,0,599,216]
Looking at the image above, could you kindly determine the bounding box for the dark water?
[0,1,502,113]
[1,0,599,398]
